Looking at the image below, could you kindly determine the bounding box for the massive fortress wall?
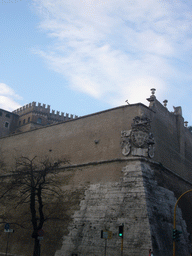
[0,159,191,256]
[1,97,192,180]
[148,95,192,181]
[0,92,192,255]
[1,103,146,168]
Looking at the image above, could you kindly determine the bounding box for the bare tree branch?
[0,155,69,256]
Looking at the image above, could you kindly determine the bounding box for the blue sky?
[0,0,192,124]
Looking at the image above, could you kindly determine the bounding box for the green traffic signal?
[119,226,124,237]
[172,229,182,241]
[176,230,182,241]
[172,229,176,240]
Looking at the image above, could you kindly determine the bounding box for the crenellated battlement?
[13,102,50,115]
[12,102,78,120]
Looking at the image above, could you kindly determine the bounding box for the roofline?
[0,103,153,139]
[0,109,19,116]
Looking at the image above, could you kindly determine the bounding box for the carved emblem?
[121,130,131,156]
[121,115,155,158]
[131,131,149,148]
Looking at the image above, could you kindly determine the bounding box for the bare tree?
[0,156,69,256]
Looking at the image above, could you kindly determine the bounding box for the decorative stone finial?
[173,106,182,116]
[163,100,168,107]
[147,88,156,105]
[151,88,156,96]
[184,121,188,127]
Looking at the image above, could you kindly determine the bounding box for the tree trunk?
[33,237,40,256]
[30,166,38,256]
[37,184,44,229]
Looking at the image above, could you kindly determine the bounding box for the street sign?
[4,223,9,230]
[103,231,108,239]
[37,229,44,240]
[101,230,113,239]
[4,229,14,233]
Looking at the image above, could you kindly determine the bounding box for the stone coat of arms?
[121,116,155,158]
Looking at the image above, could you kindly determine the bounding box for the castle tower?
[11,102,78,134]
[0,109,19,137]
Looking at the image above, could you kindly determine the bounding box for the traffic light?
[176,230,182,241]
[172,229,182,241]
[119,225,124,237]
[172,229,176,240]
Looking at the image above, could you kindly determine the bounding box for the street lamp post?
[173,189,192,256]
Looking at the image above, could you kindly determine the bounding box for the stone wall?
[56,161,152,256]
[53,160,191,256]
[0,109,19,137]
[0,160,191,255]
[0,104,145,169]
[147,97,192,181]
[1,101,192,181]
[142,161,191,256]
[0,100,192,255]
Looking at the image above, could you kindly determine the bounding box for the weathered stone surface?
[55,162,152,256]
[142,162,190,256]
[54,161,191,256]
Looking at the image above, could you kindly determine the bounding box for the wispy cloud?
[32,0,192,106]
[0,83,22,111]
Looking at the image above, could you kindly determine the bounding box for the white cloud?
[32,0,192,107]
[0,83,22,111]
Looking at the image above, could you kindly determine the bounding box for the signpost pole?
[121,236,123,256]
[101,230,113,256]
[104,238,107,256]
[120,224,124,256]
[37,229,44,256]
[4,223,14,256]
[39,240,41,256]
[5,232,10,256]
